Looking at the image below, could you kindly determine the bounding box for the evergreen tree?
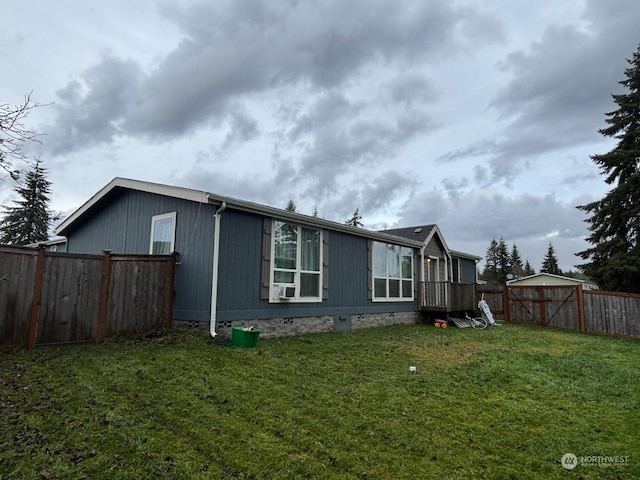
[481,238,512,283]
[523,260,535,276]
[312,205,319,218]
[0,160,56,245]
[541,243,562,275]
[510,242,524,278]
[345,208,363,227]
[481,238,499,283]
[577,45,640,292]
[496,238,510,283]
[285,199,297,212]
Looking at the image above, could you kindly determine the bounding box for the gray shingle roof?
[380,224,437,243]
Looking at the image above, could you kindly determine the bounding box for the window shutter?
[367,240,373,300]
[322,231,329,300]
[260,218,272,300]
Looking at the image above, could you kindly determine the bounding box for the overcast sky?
[3,0,640,272]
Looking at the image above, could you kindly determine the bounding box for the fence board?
[542,287,579,330]
[37,255,103,345]
[584,291,640,338]
[0,246,175,349]
[506,287,539,325]
[0,248,37,347]
[106,257,174,335]
[476,286,504,319]
[502,284,640,340]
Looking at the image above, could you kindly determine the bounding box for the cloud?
[172,166,279,208]
[398,188,587,241]
[385,73,438,107]
[47,53,144,154]
[438,0,640,187]
[273,84,439,209]
[395,187,592,269]
[319,169,418,223]
[222,104,260,150]
[44,0,503,155]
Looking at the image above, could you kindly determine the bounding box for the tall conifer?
[0,160,56,245]
[541,243,562,275]
[577,46,640,292]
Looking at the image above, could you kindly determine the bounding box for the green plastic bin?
[231,327,261,348]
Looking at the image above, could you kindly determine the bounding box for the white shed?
[506,273,598,290]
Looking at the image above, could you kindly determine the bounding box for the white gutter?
[209,202,227,337]
[419,246,425,307]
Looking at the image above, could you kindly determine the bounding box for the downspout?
[210,201,227,337]
[419,245,426,308]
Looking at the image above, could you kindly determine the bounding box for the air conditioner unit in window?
[278,285,296,300]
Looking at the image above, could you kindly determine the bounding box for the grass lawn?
[1,323,638,479]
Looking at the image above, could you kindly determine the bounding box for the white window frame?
[452,257,460,283]
[270,220,323,303]
[427,256,440,281]
[149,212,176,254]
[372,241,414,302]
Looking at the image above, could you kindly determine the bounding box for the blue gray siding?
[64,189,420,323]
[423,237,448,280]
[64,189,216,321]
[215,210,419,321]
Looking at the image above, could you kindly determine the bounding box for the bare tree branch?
[0,92,47,177]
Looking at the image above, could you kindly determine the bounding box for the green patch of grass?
[1,324,638,479]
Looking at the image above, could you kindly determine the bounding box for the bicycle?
[464,312,487,330]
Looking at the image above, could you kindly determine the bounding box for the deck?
[419,282,477,313]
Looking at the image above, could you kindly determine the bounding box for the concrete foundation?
[173,310,421,340]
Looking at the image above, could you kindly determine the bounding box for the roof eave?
[55,178,211,236]
[56,178,423,248]
[204,193,422,247]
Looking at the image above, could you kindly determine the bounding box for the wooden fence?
[481,284,640,340]
[0,245,176,349]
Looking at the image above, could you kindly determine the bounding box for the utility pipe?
[209,202,226,337]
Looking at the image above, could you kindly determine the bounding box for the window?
[372,241,413,301]
[452,257,460,283]
[271,220,322,301]
[150,212,176,254]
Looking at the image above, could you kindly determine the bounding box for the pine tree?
[510,242,524,278]
[577,45,640,292]
[481,238,499,283]
[496,238,510,283]
[0,160,56,245]
[523,260,535,276]
[345,208,363,227]
[541,243,562,275]
[285,200,297,212]
[481,238,512,284]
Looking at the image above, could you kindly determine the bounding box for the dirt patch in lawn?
[404,339,490,367]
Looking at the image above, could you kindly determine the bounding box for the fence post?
[96,250,111,343]
[576,284,586,332]
[166,252,177,329]
[27,248,46,350]
[503,283,511,322]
